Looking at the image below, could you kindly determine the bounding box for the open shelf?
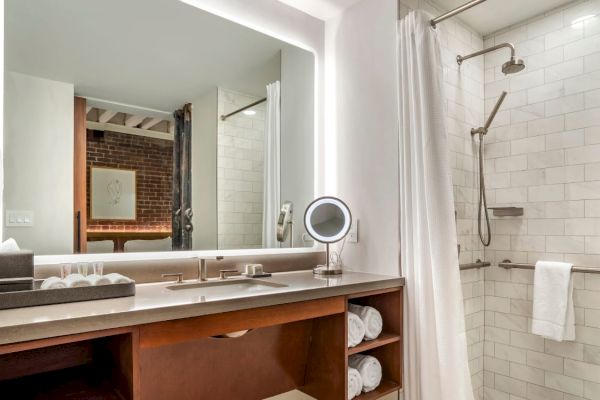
[0,332,135,400]
[0,365,124,400]
[346,287,403,399]
[354,379,401,400]
[347,333,401,356]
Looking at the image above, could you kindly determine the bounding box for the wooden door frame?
[74,96,87,253]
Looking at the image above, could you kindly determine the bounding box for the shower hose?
[477,132,491,246]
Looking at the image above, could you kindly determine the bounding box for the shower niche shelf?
[489,207,523,217]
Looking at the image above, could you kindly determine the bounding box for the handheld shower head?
[502,58,526,74]
[471,91,507,136]
[457,43,526,75]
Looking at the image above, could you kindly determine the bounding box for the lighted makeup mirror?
[304,197,352,276]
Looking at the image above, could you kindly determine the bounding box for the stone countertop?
[0,270,404,345]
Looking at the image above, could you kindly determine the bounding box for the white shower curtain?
[262,81,281,248]
[398,11,474,400]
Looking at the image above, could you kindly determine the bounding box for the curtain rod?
[220,97,267,121]
[430,0,487,28]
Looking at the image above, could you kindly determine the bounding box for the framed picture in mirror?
[90,167,137,221]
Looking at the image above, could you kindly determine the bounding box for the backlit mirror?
[3,0,315,255]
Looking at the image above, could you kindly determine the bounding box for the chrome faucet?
[198,256,224,281]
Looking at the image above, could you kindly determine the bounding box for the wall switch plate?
[6,210,34,227]
[348,219,359,243]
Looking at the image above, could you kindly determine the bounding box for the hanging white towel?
[348,354,382,393]
[40,276,67,290]
[347,367,363,400]
[531,261,575,342]
[348,304,383,340]
[348,311,366,347]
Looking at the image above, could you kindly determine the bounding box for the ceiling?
[276,0,362,20]
[4,0,310,112]
[432,0,576,35]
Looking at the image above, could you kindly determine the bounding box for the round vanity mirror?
[277,201,294,247]
[304,197,352,275]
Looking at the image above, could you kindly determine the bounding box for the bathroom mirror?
[3,0,315,256]
[304,197,352,275]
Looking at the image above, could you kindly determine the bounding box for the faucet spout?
[198,256,224,281]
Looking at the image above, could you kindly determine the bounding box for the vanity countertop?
[0,270,404,345]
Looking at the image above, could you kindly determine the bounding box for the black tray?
[0,279,135,310]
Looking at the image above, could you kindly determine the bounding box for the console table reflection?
[87,231,172,252]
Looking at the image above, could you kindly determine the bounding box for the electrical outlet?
[6,210,34,227]
[348,219,359,243]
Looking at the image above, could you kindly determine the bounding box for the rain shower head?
[457,42,526,75]
[502,58,526,74]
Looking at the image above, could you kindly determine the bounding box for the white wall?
[325,0,400,275]
[3,72,74,254]
[192,88,218,250]
[281,46,315,247]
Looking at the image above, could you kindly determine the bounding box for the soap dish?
[243,273,272,278]
[489,207,524,217]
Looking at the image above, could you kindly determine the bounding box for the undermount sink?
[166,278,288,298]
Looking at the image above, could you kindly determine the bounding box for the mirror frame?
[304,196,352,244]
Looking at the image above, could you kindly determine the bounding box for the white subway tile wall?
[217,88,266,249]
[482,0,600,398]
[400,0,486,398]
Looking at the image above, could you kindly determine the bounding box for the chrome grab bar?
[459,260,491,271]
[499,260,600,275]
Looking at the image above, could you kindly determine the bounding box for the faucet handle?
[219,269,239,280]
[162,273,184,284]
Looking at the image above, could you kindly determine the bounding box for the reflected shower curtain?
[262,81,281,248]
[398,11,474,400]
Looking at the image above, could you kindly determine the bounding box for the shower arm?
[457,43,516,65]
[472,91,507,136]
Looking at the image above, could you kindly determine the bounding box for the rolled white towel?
[348,354,382,393]
[40,276,67,290]
[348,311,366,347]
[86,274,111,286]
[348,304,383,340]
[104,273,133,284]
[347,367,363,400]
[63,273,91,288]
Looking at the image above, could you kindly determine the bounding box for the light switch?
[348,219,359,243]
[6,210,34,227]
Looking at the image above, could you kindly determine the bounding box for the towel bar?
[499,260,600,274]
[459,260,491,271]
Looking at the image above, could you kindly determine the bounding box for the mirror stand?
[313,243,343,276]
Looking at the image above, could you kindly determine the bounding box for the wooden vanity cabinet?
[137,296,347,400]
[0,286,402,400]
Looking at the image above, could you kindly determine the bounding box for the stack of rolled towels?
[40,273,133,289]
[347,303,384,398]
[347,303,383,346]
[348,355,382,398]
